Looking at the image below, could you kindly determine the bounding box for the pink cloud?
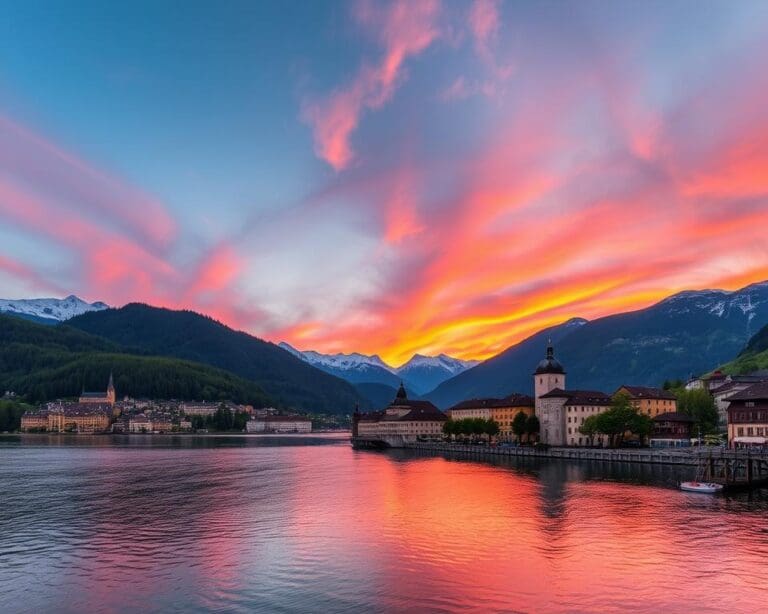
[302,0,441,170]
[469,0,500,56]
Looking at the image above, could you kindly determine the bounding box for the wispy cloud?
[302,0,442,170]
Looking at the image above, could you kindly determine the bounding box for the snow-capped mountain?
[278,342,402,388]
[657,281,768,330]
[396,354,480,394]
[277,342,478,393]
[0,295,109,324]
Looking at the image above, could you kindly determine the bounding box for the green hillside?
[0,314,271,405]
[68,304,368,413]
[718,323,768,375]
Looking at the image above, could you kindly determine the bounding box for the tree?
[579,414,600,446]
[525,414,540,443]
[442,419,455,439]
[676,388,718,433]
[512,411,528,443]
[484,418,500,441]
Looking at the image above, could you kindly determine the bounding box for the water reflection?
[0,435,766,613]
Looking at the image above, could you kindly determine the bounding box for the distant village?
[18,373,313,435]
[352,342,768,450]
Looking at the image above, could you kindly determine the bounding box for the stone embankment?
[406,441,767,468]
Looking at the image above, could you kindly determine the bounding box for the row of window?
[736,427,767,437]
[732,411,768,421]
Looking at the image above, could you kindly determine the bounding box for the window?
[737,427,744,436]
[746,401,755,407]
[747,427,754,436]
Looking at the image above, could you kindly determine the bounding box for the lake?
[1,434,766,613]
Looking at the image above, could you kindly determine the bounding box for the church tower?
[107,371,116,405]
[533,340,565,404]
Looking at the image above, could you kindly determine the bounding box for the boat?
[680,481,723,494]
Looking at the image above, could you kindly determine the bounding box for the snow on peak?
[278,342,478,376]
[278,342,393,372]
[0,295,109,322]
[397,353,479,375]
[658,282,768,318]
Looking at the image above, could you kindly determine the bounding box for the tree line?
[188,406,250,432]
[443,413,540,442]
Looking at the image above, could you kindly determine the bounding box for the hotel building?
[353,384,447,442]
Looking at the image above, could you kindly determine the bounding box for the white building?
[129,414,151,433]
[353,384,447,442]
[534,342,611,447]
[246,415,312,433]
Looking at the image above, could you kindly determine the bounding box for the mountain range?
[4,280,768,413]
[278,342,478,395]
[425,281,768,408]
[0,295,108,325]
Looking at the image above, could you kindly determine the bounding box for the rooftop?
[449,393,534,411]
[618,385,676,400]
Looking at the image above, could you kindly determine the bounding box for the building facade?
[726,382,768,448]
[448,394,534,439]
[246,415,312,433]
[533,343,614,447]
[649,412,695,447]
[616,385,677,418]
[21,403,111,433]
[353,384,447,442]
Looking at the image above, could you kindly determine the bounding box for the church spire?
[108,371,114,390]
[546,338,554,360]
[395,381,408,403]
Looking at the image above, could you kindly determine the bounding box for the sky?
[1,0,768,366]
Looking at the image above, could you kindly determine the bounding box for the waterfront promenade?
[406,442,768,487]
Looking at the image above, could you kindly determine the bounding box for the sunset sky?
[2,0,768,365]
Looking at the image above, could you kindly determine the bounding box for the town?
[352,341,768,452]
[17,373,314,435]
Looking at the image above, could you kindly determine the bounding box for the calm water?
[1,434,767,613]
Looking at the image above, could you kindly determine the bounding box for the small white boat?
[680,481,723,494]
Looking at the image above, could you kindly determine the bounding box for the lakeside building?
[616,385,677,417]
[534,342,612,446]
[353,384,447,442]
[726,382,768,448]
[181,401,249,417]
[539,389,612,447]
[448,394,534,439]
[21,403,111,433]
[649,412,696,448]
[129,413,151,433]
[711,373,768,427]
[246,415,312,433]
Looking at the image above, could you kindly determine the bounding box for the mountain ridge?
[425,282,768,408]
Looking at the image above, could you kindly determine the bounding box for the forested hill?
[739,322,768,356]
[0,314,271,405]
[68,304,368,413]
[719,323,768,375]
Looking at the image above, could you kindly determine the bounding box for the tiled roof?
[540,389,611,405]
[618,385,676,400]
[727,382,768,402]
[357,400,446,423]
[448,393,534,411]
